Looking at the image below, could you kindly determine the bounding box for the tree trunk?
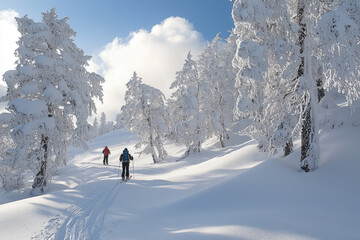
[297,0,311,172]
[32,134,48,193]
[317,78,325,102]
[220,134,226,148]
[300,97,312,172]
[219,132,229,148]
[297,0,320,171]
[148,118,159,164]
[316,65,325,102]
[283,138,293,157]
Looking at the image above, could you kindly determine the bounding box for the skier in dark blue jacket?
[119,148,134,180]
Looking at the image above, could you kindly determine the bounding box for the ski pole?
[118,160,120,177]
[132,158,135,179]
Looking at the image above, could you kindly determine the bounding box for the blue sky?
[0,0,234,54]
[0,0,235,119]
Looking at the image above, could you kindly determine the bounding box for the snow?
[10,98,47,116]
[22,82,39,96]
[44,85,63,103]
[0,126,359,239]
[20,65,36,76]
[22,117,56,135]
[0,112,13,124]
[34,55,54,67]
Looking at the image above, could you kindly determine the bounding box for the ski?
[125,175,132,182]
[121,175,132,183]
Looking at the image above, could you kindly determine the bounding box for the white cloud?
[94,16,206,119]
[0,9,20,111]
[0,14,206,119]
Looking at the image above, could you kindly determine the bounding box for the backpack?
[123,149,129,162]
[103,147,110,156]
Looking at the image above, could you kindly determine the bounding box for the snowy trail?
[30,131,139,240]
[1,128,360,240]
[31,176,125,240]
[53,181,122,240]
[31,130,142,240]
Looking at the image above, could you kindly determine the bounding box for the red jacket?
[103,147,110,156]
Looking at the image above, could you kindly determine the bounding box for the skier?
[102,146,111,165]
[119,148,134,180]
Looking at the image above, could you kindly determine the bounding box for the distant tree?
[99,112,108,136]
[107,121,114,132]
[114,113,123,129]
[92,117,99,138]
[0,8,104,192]
[121,72,168,163]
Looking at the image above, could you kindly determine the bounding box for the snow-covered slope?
[0,127,359,240]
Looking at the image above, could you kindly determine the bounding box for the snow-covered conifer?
[197,34,237,147]
[232,0,360,171]
[114,113,123,129]
[0,113,18,189]
[92,117,99,138]
[170,52,206,156]
[121,72,168,163]
[99,112,108,136]
[297,0,360,170]
[107,121,114,132]
[0,8,104,192]
[259,0,300,156]
[316,0,360,106]
[232,0,276,152]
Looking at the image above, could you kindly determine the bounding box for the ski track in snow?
[33,180,123,240]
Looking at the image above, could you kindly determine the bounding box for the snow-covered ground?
[0,126,359,240]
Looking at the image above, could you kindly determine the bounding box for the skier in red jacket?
[102,146,111,165]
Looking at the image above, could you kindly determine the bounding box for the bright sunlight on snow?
[0,126,359,239]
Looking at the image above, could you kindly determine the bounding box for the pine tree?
[294,0,344,171]
[232,0,278,152]
[92,117,99,138]
[107,121,114,132]
[316,0,360,106]
[197,34,237,147]
[0,8,104,192]
[170,52,206,157]
[231,0,360,171]
[0,113,17,189]
[99,112,108,136]
[114,113,123,129]
[121,72,168,163]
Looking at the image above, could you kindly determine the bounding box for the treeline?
[1,0,360,191]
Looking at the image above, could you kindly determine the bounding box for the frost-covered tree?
[316,0,360,106]
[232,0,360,171]
[114,113,123,129]
[107,121,114,132]
[197,34,237,147]
[0,113,17,189]
[0,8,104,192]
[232,0,281,152]
[121,72,168,163]
[92,117,99,138]
[170,52,207,157]
[292,0,346,171]
[260,0,300,156]
[98,112,108,136]
[296,0,360,171]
